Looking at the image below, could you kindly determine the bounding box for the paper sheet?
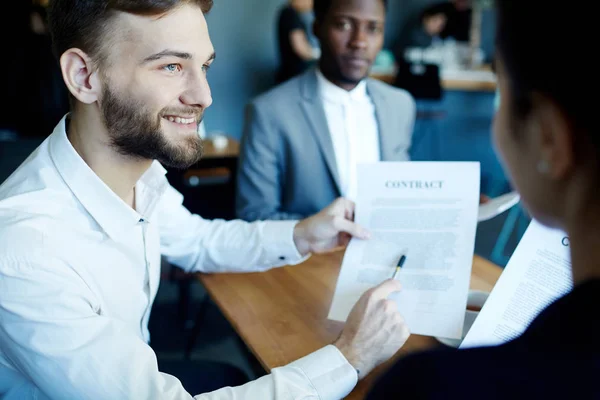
[328,162,480,339]
[460,220,573,348]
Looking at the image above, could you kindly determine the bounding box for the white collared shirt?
[316,69,381,202]
[0,116,357,399]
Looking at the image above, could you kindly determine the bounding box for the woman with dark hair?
[368,0,598,397]
[276,0,320,83]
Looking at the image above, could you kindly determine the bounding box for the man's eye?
[336,21,352,31]
[202,64,211,73]
[163,64,182,73]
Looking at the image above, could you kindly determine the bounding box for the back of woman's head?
[496,0,594,146]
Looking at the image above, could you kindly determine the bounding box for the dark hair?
[495,0,593,137]
[31,5,48,21]
[420,3,449,22]
[314,0,387,22]
[48,0,213,62]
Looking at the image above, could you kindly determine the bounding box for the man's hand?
[293,198,370,256]
[334,279,410,380]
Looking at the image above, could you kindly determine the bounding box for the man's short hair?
[48,0,213,63]
[314,0,388,22]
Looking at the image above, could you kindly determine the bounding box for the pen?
[392,254,406,280]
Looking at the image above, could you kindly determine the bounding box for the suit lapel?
[368,81,400,161]
[300,70,342,194]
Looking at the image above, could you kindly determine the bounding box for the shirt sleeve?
[279,6,304,33]
[158,184,308,273]
[197,346,357,400]
[0,261,356,400]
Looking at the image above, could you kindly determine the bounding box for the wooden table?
[441,77,496,92]
[370,65,497,92]
[198,250,502,399]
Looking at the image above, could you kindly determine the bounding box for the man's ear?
[59,48,102,105]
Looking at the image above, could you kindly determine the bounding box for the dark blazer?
[236,68,416,221]
[367,279,600,399]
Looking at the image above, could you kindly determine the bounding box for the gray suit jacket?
[236,68,416,221]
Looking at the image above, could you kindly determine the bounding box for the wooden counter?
[370,64,497,92]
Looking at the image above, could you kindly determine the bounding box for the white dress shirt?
[0,116,357,399]
[316,69,381,202]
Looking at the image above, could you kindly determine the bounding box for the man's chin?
[338,70,369,85]
[157,152,203,169]
[157,137,204,170]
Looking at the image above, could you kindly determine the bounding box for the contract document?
[328,162,480,339]
[460,220,573,348]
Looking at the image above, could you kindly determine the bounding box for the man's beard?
[100,86,204,169]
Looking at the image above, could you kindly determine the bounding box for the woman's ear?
[529,94,575,180]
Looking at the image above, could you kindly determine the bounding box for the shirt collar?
[316,68,369,104]
[48,115,169,240]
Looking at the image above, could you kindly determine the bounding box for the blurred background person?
[0,3,69,139]
[423,0,472,42]
[393,0,472,64]
[0,2,30,139]
[276,0,321,83]
[24,4,70,138]
[392,3,449,64]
